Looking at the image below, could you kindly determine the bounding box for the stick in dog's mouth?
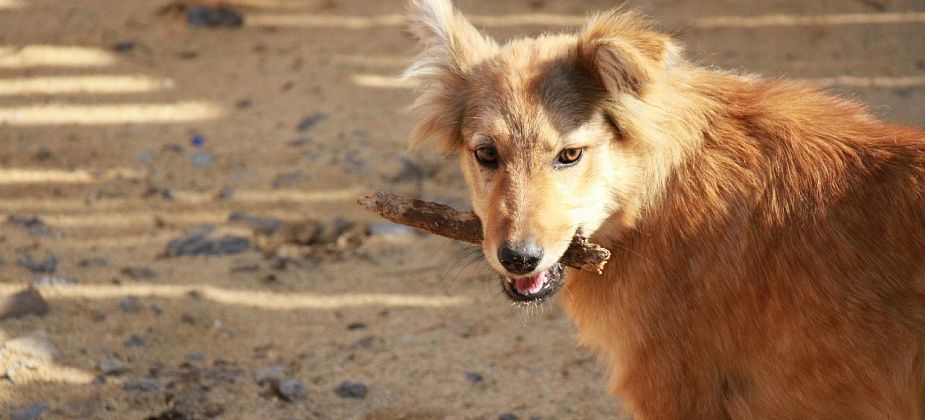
[357,191,612,273]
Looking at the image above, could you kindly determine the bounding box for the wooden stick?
[357,191,611,274]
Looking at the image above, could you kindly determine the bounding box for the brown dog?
[403,1,925,418]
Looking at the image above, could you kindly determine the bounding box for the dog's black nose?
[497,240,543,275]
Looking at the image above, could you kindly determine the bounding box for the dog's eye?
[474,146,499,167]
[556,148,583,167]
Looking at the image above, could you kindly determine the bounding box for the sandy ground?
[0,0,922,418]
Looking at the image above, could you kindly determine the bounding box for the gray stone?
[0,287,49,320]
[120,266,158,280]
[123,377,160,391]
[16,253,57,274]
[119,297,143,313]
[163,226,250,257]
[296,113,327,132]
[335,380,368,399]
[190,151,215,168]
[499,414,519,420]
[4,331,60,360]
[9,402,49,420]
[98,358,128,375]
[465,371,484,384]
[276,378,307,401]
[187,5,243,28]
[228,212,283,236]
[123,334,146,347]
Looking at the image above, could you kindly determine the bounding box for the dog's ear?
[574,10,678,96]
[403,0,497,151]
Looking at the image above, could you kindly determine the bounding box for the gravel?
[276,378,307,402]
[163,226,251,257]
[334,380,368,399]
[16,252,57,274]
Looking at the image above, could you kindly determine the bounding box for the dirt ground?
[0,0,922,418]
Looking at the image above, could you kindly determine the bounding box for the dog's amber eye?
[474,146,499,167]
[556,148,583,166]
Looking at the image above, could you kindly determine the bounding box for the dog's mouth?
[501,263,565,304]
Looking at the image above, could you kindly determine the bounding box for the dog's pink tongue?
[514,271,546,295]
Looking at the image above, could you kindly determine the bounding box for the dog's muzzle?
[501,263,565,304]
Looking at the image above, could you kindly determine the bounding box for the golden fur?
[404,1,925,418]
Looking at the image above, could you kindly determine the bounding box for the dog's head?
[404,0,679,303]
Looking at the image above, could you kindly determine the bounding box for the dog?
[402,1,925,418]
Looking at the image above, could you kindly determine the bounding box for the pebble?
[217,186,236,200]
[296,113,327,132]
[119,297,143,313]
[346,322,367,331]
[186,352,206,362]
[0,287,49,320]
[163,226,251,257]
[7,214,59,238]
[335,380,368,399]
[77,257,109,268]
[98,358,128,375]
[367,222,415,237]
[276,378,307,401]
[4,330,60,360]
[499,414,519,420]
[311,218,354,245]
[16,252,57,274]
[187,5,243,28]
[123,334,146,347]
[190,151,215,168]
[123,377,160,392]
[228,212,283,236]
[120,266,158,280]
[254,364,284,384]
[9,402,49,420]
[465,372,484,384]
[31,276,78,287]
[112,40,136,52]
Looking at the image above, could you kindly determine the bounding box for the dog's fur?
[403,1,925,418]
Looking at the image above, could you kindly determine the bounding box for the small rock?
[367,222,415,237]
[186,352,206,362]
[465,372,484,384]
[228,212,283,236]
[217,185,236,200]
[119,297,143,313]
[276,378,307,401]
[235,98,252,109]
[311,218,354,245]
[191,134,205,148]
[123,334,146,347]
[187,5,244,28]
[4,331,60,360]
[9,402,49,420]
[112,40,136,52]
[78,257,109,268]
[98,358,128,375]
[163,226,250,257]
[346,322,367,331]
[0,287,49,320]
[16,252,57,274]
[499,414,519,420]
[7,214,59,238]
[120,266,158,280]
[31,276,78,287]
[335,380,368,399]
[347,335,383,350]
[255,364,284,384]
[296,113,327,132]
[287,138,311,147]
[34,147,52,161]
[123,377,160,392]
[190,151,214,168]
[180,314,196,324]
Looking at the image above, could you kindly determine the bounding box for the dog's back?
[565,76,925,419]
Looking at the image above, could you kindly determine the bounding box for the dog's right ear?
[403,0,498,151]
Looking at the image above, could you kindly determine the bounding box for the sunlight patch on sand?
[695,12,925,28]
[0,167,144,185]
[247,13,586,29]
[3,284,471,310]
[0,45,116,68]
[0,0,24,9]
[351,74,416,89]
[0,101,222,125]
[0,75,174,96]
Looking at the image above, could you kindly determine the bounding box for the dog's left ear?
[403,0,498,151]
[574,10,678,96]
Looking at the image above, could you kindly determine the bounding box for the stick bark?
[357,191,611,274]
